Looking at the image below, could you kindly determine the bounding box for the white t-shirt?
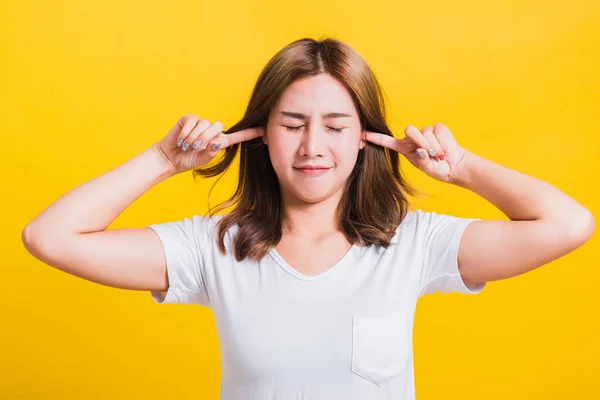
[146,209,485,400]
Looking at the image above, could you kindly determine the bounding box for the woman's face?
[265,73,365,205]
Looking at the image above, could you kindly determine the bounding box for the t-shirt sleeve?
[413,209,486,296]
[146,215,211,306]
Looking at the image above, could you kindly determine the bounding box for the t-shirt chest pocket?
[351,312,411,386]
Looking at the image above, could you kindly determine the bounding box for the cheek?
[333,133,361,158]
[267,137,293,170]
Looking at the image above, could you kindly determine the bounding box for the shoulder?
[392,208,478,243]
[147,213,234,243]
[397,208,444,226]
[191,213,236,238]
[392,208,427,237]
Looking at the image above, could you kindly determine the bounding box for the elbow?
[23,222,77,261]
[22,224,43,257]
[22,223,54,259]
[565,207,595,246]
[22,224,37,250]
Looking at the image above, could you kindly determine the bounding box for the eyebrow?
[280,111,353,119]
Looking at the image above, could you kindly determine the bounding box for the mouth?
[293,166,332,176]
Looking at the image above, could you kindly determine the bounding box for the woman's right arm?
[21,144,179,292]
[21,114,264,292]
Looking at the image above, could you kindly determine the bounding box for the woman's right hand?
[153,114,264,174]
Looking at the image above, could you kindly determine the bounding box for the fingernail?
[177,139,183,147]
[427,148,436,157]
[416,149,426,158]
[211,143,221,150]
[182,143,189,151]
[192,140,201,149]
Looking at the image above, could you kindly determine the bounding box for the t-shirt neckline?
[268,244,359,281]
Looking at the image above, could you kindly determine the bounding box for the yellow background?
[2,0,598,398]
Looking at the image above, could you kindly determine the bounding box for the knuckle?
[198,120,211,131]
[182,113,197,122]
[194,119,208,130]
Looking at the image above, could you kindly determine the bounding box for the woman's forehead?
[275,76,357,117]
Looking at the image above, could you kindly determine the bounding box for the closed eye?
[284,125,303,131]
[284,125,345,133]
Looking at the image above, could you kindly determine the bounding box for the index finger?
[363,130,413,156]
[215,127,264,149]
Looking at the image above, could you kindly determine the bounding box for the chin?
[295,194,332,204]
[288,185,341,204]
[277,172,347,204]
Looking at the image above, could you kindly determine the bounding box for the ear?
[359,130,366,149]
[262,127,268,145]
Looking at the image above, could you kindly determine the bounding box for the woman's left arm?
[450,148,594,287]
[363,123,595,287]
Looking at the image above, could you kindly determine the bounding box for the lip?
[293,166,332,176]
[294,165,332,169]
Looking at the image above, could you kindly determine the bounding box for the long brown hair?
[194,37,418,261]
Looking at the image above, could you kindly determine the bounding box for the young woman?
[22,38,594,399]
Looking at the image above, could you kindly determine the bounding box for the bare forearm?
[24,145,176,238]
[453,150,594,234]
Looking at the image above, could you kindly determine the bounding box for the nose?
[299,123,326,158]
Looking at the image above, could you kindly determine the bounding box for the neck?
[280,189,343,238]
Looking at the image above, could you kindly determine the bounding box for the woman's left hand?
[362,123,469,184]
